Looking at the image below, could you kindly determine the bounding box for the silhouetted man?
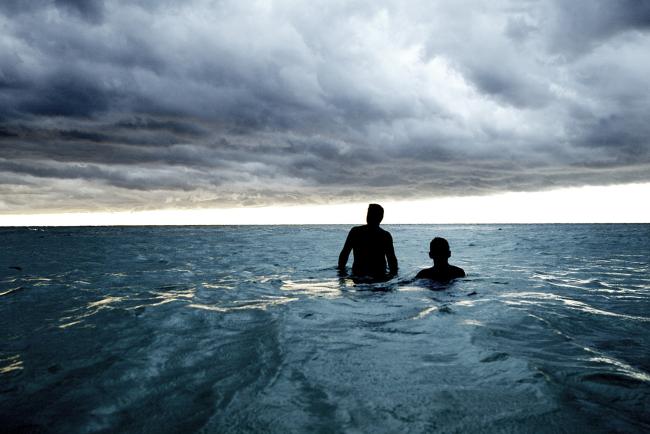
[338,204,398,278]
[416,237,465,281]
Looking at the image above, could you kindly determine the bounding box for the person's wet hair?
[429,237,450,259]
[366,203,384,226]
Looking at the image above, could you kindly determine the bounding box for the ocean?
[1,224,649,433]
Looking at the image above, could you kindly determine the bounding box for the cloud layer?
[1,0,649,212]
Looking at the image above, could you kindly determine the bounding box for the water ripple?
[1,224,649,433]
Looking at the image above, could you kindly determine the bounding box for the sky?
[1,0,649,223]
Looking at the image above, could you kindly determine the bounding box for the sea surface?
[1,224,649,433]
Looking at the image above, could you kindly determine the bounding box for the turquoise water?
[1,225,649,433]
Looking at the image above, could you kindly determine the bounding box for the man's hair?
[430,237,450,255]
[367,203,384,225]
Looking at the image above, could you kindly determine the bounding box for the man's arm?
[338,229,354,270]
[385,233,398,274]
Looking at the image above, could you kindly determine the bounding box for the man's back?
[338,204,398,278]
[348,225,396,276]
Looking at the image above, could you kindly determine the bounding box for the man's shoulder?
[349,225,365,236]
[378,226,392,238]
[416,266,464,280]
[350,225,392,240]
[449,265,465,277]
[351,224,385,233]
[416,267,434,279]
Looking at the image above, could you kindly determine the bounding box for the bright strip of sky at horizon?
[1,183,647,226]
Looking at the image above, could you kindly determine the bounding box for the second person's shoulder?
[450,265,465,277]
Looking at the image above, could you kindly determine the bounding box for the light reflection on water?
[0,224,649,433]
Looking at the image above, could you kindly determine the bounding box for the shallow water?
[1,224,649,433]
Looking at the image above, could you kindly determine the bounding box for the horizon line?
[1,222,648,228]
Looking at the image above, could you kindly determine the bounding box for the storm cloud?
[1,0,649,212]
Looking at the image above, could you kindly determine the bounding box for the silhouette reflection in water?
[416,237,465,282]
[338,204,398,282]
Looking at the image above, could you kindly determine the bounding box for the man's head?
[429,237,450,261]
[366,203,384,226]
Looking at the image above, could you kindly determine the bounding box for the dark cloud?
[547,0,650,55]
[0,0,105,23]
[1,0,649,213]
[55,0,105,23]
[114,117,209,138]
[462,66,552,109]
[19,72,112,117]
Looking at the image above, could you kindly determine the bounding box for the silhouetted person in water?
[416,237,465,281]
[338,204,398,279]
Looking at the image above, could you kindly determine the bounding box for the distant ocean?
[1,224,649,433]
